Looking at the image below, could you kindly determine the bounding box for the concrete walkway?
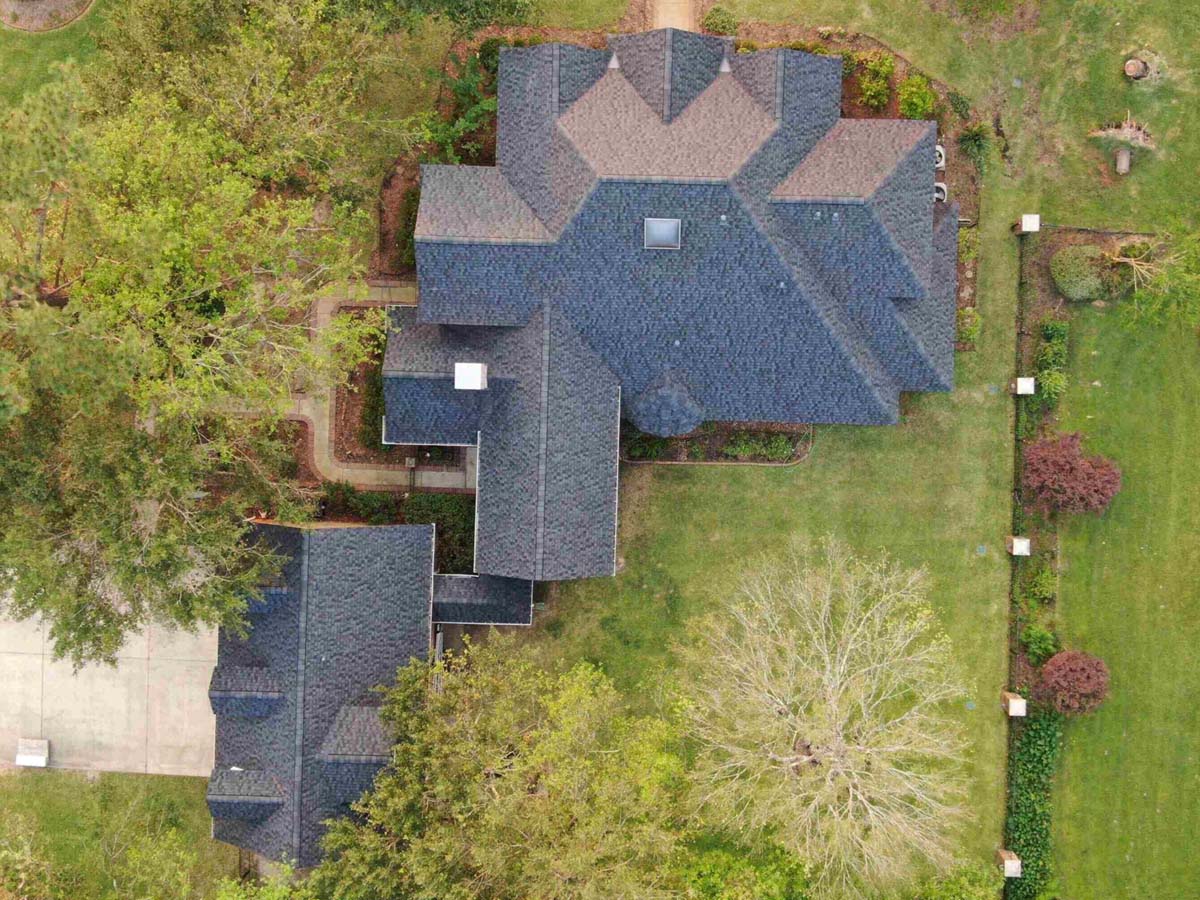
[0,615,217,775]
[292,281,476,492]
[654,0,695,31]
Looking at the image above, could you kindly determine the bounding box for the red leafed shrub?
[1039,650,1110,715]
[1022,432,1122,515]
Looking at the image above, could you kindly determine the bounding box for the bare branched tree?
[679,537,968,899]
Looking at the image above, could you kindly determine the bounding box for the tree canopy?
[0,0,427,663]
[307,635,687,900]
[678,538,968,899]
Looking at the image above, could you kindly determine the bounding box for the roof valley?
[534,304,552,579]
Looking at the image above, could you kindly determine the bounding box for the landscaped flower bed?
[621,421,812,465]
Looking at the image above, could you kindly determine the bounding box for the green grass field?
[0,769,238,897]
[0,1,106,106]
[1052,312,1200,899]
[537,186,1023,859]
[537,0,628,29]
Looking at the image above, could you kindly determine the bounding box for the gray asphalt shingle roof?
[390,27,957,580]
[208,523,433,868]
[432,574,534,625]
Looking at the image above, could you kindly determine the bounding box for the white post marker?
[1013,377,1037,396]
[1002,691,1028,717]
[1007,536,1032,557]
[1015,214,1041,235]
[997,849,1023,878]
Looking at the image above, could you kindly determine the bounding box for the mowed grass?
[1051,311,1200,898]
[536,0,628,29]
[0,769,238,896]
[536,178,1024,861]
[0,1,106,106]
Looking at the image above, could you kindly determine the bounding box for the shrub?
[393,185,420,272]
[476,36,507,80]
[958,123,991,172]
[1049,245,1105,301]
[898,74,938,120]
[357,358,391,453]
[1021,623,1060,666]
[721,432,795,462]
[1039,651,1110,715]
[1040,318,1070,343]
[321,482,398,525]
[626,431,668,460]
[912,863,1003,900]
[672,838,808,900]
[958,227,980,262]
[947,90,971,120]
[957,306,981,344]
[404,492,476,573]
[1022,432,1122,516]
[855,52,894,111]
[701,5,738,35]
[1037,336,1068,370]
[1004,711,1063,900]
[787,40,830,56]
[1034,368,1068,406]
[736,40,759,53]
[1026,565,1057,604]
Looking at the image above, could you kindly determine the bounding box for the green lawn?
[538,187,1022,860]
[1051,311,1200,898]
[537,0,628,29]
[540,0,1200,880]
[0,1,107,106]
[0,769,238,897]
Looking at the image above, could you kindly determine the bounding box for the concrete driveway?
[0,616,217,776]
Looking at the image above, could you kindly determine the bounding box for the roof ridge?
[729,182,897,420]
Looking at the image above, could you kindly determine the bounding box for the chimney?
[454,362,488,391]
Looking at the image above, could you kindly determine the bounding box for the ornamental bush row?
[1004,710,1064,900]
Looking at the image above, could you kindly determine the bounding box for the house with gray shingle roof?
[210,27,959,871]
[384,28,958,585]
[206,522,532,868]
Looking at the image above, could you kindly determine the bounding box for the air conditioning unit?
[934,182,949,203]
[405,457,417,469]
[935,144,946,170]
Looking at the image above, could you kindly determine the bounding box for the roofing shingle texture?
[208,523,433,868]
[391,28,957,581]
[432,574,534,625]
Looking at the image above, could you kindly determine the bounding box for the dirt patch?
[0,0,92,31]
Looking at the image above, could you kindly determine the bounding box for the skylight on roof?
[644,218,681,250]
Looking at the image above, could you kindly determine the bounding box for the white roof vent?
[454,362,488,391]
[719,56,732,74]
[644,217,681,250]
[608,53,620,70]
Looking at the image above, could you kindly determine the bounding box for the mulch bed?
[622,422,813,465]
[0,0,92,31]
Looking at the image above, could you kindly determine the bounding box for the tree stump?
[1124,58,1150,80]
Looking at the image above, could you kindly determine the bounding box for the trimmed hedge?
[855,52,894,111]
[898,73,937,119]
[1050,245,1105,301]
[404,492,476,574]
[1004,710,1064,900]
[700,5,738,35]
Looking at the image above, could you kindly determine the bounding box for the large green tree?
[307,636,686,900]
[0,3,403,662]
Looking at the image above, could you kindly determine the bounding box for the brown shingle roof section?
[416,164,550,243]
[771,119,933,201]
[558,70,778,181]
